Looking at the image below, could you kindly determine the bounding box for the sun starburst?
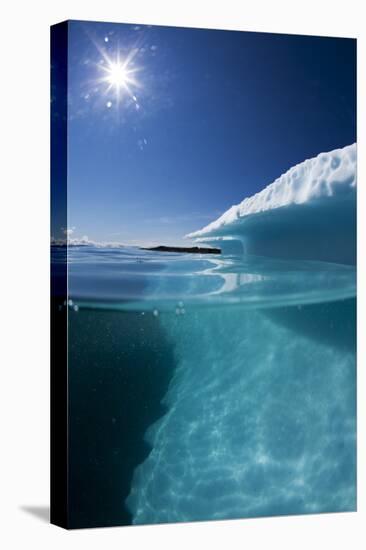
[97,47,141,108]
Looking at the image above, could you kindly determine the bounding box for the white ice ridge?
[187,144,356,239]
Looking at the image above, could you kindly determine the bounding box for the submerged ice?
[127,304,356,523]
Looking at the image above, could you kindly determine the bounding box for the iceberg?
[65,146,357,526]
[187,144,356,264]
[126,144,356,524]
[124,145,356,525]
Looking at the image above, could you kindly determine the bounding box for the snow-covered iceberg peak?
[188,144,356,237]
[186,144,356,265]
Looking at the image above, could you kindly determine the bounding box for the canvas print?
[51,20,356,529]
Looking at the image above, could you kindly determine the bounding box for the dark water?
[68,309,175,528]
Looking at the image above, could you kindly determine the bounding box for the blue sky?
[63,20,355,246]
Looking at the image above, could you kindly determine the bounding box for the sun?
[98,49,141,105]
[106,62,131,89]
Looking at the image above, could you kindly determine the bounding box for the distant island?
[141,245,221,254]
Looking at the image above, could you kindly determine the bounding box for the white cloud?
[61,226,76,236]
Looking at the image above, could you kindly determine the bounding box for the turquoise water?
[60,245,356,527]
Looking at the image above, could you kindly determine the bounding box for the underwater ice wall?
[187,144,356,264]
[126,305,356,524]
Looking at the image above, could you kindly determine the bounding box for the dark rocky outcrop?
[141,245,221,254]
